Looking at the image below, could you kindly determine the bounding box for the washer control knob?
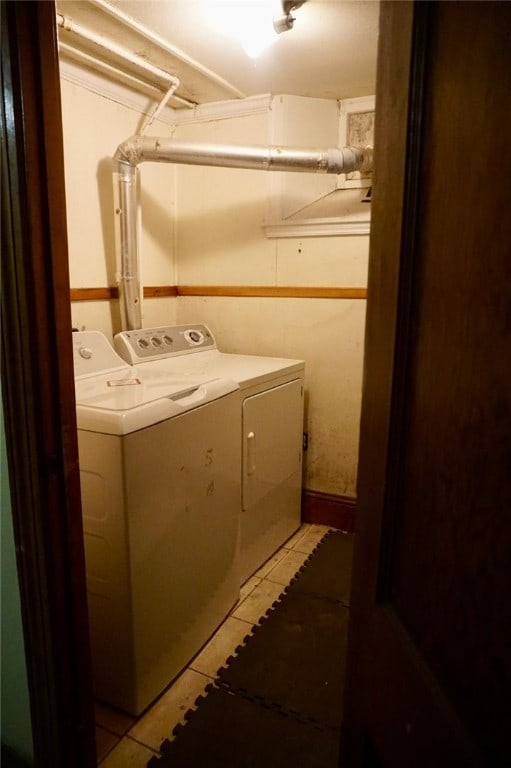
[79,346,93,360]
[185,329,204,345]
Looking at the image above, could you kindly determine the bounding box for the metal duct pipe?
[114,136,372,175]
[113,137,373,330]
[113,161,142,333]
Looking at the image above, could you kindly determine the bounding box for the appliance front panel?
[242,378,304,512]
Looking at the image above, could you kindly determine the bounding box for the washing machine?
[73,330,241,715]
[114,324,305,583]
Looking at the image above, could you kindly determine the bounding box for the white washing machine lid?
[73,331,238,435]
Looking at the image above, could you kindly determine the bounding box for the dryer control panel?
[114,324,216,364]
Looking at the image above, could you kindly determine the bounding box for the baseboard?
[301,489,356,532]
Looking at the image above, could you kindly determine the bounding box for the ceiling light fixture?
[273,0,307,35]
[208,0,307,60]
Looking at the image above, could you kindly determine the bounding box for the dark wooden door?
[340,3,511,766]
[2,2,95,765]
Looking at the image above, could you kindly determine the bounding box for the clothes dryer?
[73,331,240,714]
[115,324,305,583]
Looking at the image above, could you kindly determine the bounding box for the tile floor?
[94,523,333,766]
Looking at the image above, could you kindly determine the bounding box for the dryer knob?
[185,329,204,345]
[79,346,93,360]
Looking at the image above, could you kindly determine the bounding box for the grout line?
[96,723,126,738]
[229,615,255,626]
[187,664,217,679]
[121,735,160,754]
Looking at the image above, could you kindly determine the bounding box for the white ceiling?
[56,0,380,108]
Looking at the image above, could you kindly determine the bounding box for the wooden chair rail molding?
[70,285,367,301]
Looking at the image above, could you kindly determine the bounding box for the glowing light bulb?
[204,0,283,59]
[239,5,279,58]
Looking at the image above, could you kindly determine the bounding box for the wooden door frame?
[340,4,429,759]
[1,2,95,765]
[340,3,490,765]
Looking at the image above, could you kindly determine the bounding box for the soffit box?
[264,94,373,237]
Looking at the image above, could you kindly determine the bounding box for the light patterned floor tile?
[253,547,288,579]
[264,548,310,586]
[99,736,157,767]
[291,524,332,554]
[235,575,261,607]
[282,523,311,549]
[231,579,284,623]
[128,668,212,751]
[190,616,254,677]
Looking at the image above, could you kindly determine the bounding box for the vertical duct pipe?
[113,161,141,332]
[113,138,372,330]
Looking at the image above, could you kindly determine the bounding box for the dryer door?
[242,378,303,512]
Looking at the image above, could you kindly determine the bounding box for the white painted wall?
[60,79,177,342]
[174,112,276,285]
[177,296,366,496]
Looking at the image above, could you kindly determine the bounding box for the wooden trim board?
[301,489,356,532]
[70,285,367,301]
[178,286,367,299]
